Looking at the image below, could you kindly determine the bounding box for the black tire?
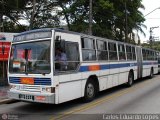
[127,72,134,87]
[149,68,154,79]
[83,80,96,102]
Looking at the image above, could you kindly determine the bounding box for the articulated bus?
[8,28,159,104]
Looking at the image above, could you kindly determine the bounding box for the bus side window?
[108,42,118,61]
[126,45,132,60]
[97,40,108,60]
[118,44,126,61]
[156,52,159,60]
[81,37,96,61]
[146,50,150,60]
[132,47,136,60]
[142,49,146,60]
[65,42,80,71]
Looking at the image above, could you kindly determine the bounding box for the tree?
[18,0,60,30]
[59,0,114,36]
[59,0,146,44]
[110,0,146,43]
[0,0,28,32]
[0,0,146,44]
[0,0,60,32]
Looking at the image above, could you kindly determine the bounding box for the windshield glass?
[9,40,51,74]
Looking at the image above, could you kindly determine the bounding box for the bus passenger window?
[118,44,126,61]
[81,38,96,61]
[108,42,118,61]
[55,41,80,72]
[142,49,146,60]
[55,48,67,71]
[65,42,80,71]
[132,47,136,60]
[97,40,108,60]
[126,45,132,60]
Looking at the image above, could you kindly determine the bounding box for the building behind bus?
[0,32,17,86]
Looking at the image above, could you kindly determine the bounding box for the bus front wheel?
[83,80,96,102]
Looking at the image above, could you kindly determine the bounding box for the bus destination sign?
[13,31,52,42]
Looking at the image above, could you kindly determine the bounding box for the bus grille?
[19,85,41,92]
[9,77,51,85]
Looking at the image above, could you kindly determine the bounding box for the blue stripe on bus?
[79,62,158,72]
[9,77,51,85]
[79,63,136,72]
[143,62,157,65]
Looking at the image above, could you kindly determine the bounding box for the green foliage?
[59,0,146,44]
[0,0,59,31]
[1,0,146,45]
[0,0,28,32]
[142,42,160,51]
[3,20,27,32]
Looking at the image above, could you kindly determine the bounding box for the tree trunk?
[29,0,36,30]
[59,3,70,30]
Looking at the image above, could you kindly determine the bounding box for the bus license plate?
[19,94,34,101]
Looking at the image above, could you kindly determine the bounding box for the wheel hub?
[87,83,94,98]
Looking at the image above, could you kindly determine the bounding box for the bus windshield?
[9,40,51,74]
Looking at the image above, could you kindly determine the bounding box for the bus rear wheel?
[83,80,96,102]
[127,72,134,87]
[149,68,154,79]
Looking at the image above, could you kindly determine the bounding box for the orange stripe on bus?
[88,65,100,71]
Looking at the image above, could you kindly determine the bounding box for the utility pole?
[0,0,5,82]
[89,0,92,35]
[124,1,128,43]
[144,7,160,48]
[149,26,159,48]
[16,0,19,9]
[30,0,36,30]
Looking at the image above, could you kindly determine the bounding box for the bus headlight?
[10,85,22,90]
[46,88,51,92]
[41,87,55,93]
[10,85,16,89]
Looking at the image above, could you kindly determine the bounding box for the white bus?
[157,51,160,73]
[8,28,158,104]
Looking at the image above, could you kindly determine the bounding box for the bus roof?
[14,28,54,37]
[12,28,157,51]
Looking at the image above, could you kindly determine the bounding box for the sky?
[141,0,160,43]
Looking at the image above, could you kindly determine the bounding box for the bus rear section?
[141,48,158,78]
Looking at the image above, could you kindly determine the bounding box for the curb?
[0,99,18,105]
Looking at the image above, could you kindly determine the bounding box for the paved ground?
[0,75,160,120]
[0,85,9,100]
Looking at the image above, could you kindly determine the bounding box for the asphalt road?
[1,75,160,120]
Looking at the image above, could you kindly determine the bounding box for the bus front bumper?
[8,90,55,104]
